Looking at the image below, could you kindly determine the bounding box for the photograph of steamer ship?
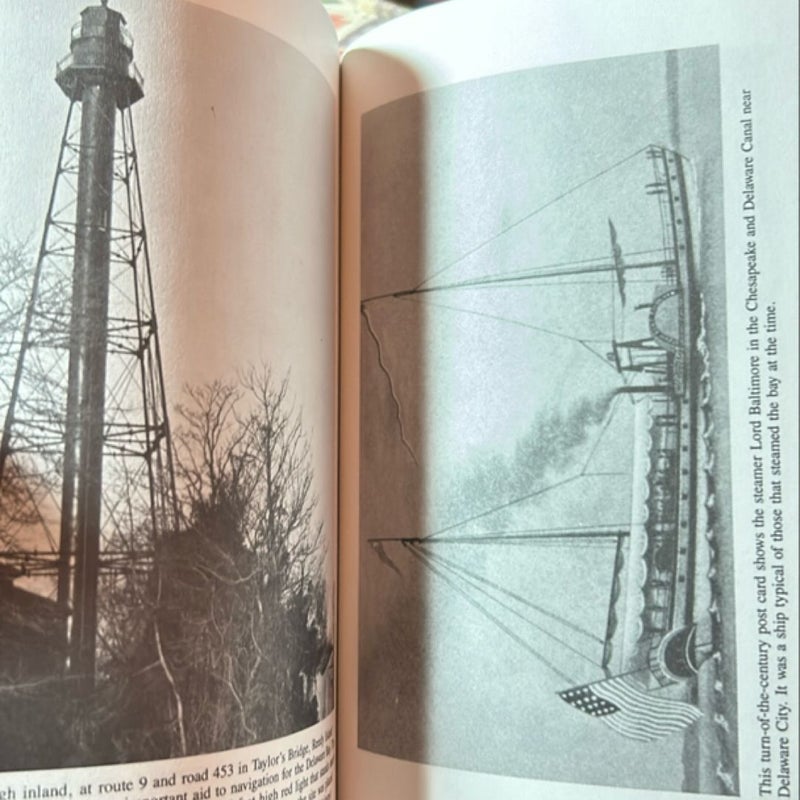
[358,47,737,793]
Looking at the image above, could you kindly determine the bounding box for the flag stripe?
[597,678,703,727]
[602,713,659,742]
[559,676,702,742]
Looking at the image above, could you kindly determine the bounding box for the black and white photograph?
[0,0,336,769]
[358,47,738,794]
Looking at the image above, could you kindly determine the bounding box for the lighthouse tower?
[0,3,177,687]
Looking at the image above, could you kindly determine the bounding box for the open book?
[1,1,797,798]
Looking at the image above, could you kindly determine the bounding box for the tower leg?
[70,82,117,685]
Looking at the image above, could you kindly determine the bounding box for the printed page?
[339,1,798,798]
[0,1,337,799]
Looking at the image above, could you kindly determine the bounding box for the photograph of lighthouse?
[358,47,738,793]
[0,0,337,769]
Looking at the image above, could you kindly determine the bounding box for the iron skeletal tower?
[0,3,177,686]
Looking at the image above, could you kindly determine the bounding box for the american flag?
[558,676,702,742]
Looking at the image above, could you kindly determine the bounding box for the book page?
[0,1,337,798]
[339,1,798,798]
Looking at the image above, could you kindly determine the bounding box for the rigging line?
[420,545,605,644]
[421,474,581,541]
[478,247,671,282]
[579,393,624,477]
[430,522,626,538]
[378,248,661,298]
[419,382,627,545]
[457,540,617,549]
[365,256,673,305]
[375,536,621,549]
[413,276,661,303]
[406,544,575,684]
[361,304,419,466]
[445,254,612,286]
[397,294,589,344]
[382,261,627,300]
[421,468,628,543]
[411,146,651,292]
[372,279,663,299]
[399,376,628,550]
[421,547,602,667]
[373,522,627,543]
[396,295,620,375]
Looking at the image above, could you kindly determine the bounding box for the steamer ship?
[366,144,707,740]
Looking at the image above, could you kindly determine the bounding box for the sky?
[0,0,338,510]
[0,0,339,622]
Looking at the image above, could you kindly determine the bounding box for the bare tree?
[1,244,332,761]
[105,367,331,759]
[0,238,70,548]
[174,370,322,573]
[0,239,31,363]
[0,240,34,534]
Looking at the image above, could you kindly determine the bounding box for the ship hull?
[606,147,704,687]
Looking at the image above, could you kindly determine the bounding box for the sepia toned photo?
[0,0,336,769]
[358,47,737,794]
